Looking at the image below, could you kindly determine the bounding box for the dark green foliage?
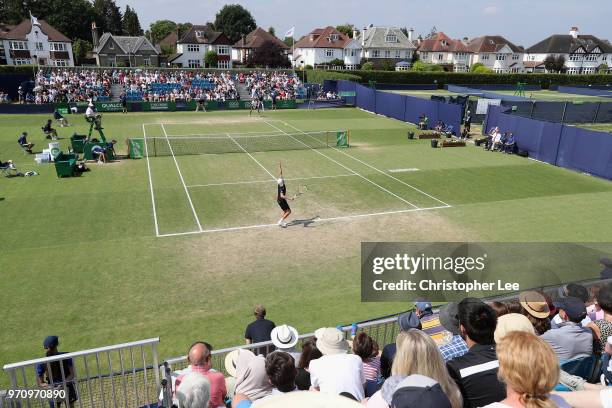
[122,5,143,36]
[93,0,123,35]
[213,4,256,43]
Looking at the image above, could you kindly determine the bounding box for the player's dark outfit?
[277,184,290,211]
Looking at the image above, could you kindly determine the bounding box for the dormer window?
[385,34,398,43]
[330,34,339,41]
[108,42,114,49]
[441,40,448,46]
[195,31,204,39]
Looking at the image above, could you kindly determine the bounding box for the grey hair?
[174,373,210,408]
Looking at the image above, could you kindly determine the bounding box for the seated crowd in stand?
[35,69,112,103]
[241,71,300,101]
[131,278,612,408]
[0,90,10,103]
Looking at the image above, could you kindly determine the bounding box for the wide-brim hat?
[315,327,348,355]
[519,291,550,319]
[494,313,535,343]
[271,324,299,350]
[224,349,241,377]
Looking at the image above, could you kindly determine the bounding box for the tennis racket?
[292,185,308,199]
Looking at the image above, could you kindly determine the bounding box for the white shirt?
[86,107,95,117]
[309,353,365,401]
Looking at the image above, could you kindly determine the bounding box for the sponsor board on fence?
[96,102,123,112]
[149,102,170,111]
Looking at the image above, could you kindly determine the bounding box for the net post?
[347,129,350,147]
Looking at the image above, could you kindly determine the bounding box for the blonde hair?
[392,330,463,408]
[496,331,559,408]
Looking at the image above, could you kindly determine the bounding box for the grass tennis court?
[574,123,612,132]
[2,108,612,385]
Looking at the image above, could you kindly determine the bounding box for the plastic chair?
[560,355,596,381]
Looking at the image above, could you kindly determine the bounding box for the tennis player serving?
[276,162,294,227]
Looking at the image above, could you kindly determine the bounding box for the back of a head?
[597,282,612,314]
[188,342,211,367]
[265,352,296,392]
[254,305,266,319]
[565,283,589,303]
[496,331,559,408]
[352,332,375,361]
[458,298,496,345]
[297,339,322,369]
[175,373,211,408]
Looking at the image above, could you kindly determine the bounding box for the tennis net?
[144,130,345,156]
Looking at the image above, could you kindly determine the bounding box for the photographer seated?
[504,133,516,154]
[418,114,429,130]
[434,120,445,133]
[17,132,34,153]
[53,109,68,127]
[90,144,107,164]
[42,119,58,140]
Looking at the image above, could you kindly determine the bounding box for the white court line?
[161,123,204,232]
[156,205,451,238]
[187,173,356,188]
[143,124,160,236]
[165,130,285,137]
[262,120,419,209]
[226,133,276,180]
[281,121,452,208]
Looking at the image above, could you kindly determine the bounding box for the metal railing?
[2,338,160,408]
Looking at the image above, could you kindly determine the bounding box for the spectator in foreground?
[391,375,453,408]
[175,372,211,408]
[270,324,300,362]
[36,336,78,407]
[519,291,551,335]
[245,305,276,355]
[542,297,593,361]
[587,284,605,322]
[351,332,380,383]
[175,342,226,408]
[414,299,446,345]
[366,329,462,408]
[446,298,505,408]
[309,327,365,401]
[586,282,612,354]
[482,331,566,408]
[380,311,421,379]
[251,352,298,406]
[234,349,272,402]
[295,339,322,391]
[438,302,469,362]
[493,313,534,344]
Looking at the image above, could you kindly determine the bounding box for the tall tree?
[122,5,143,36]
[247,40,290,68]
[177,22,193,38]
[213,4,256,43]
[147,20,177,44]
[72,38,93,65]
[93,0,123,35]
[336,24,357,38]
[268,26,275,36]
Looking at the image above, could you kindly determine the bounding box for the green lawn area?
[493,89,612,102]
[574,123,612,132]
[2,108,611,386]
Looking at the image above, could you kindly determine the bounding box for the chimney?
[408,28,414,42]
[362,27,367,46]
[91,22,99,47]
[352,28,358,39]
[569,26,579,39]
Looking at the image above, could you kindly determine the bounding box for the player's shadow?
[287,216,319,228]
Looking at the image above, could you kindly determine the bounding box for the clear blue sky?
[115,0,611,47]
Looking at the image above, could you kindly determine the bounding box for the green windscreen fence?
[128,138,144,159]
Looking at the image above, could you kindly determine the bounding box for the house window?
[438,53,444,60]
[107,57,116,66]
[35,42,43,51]
[325,49,334,57]
[566,68,578,74]
[395,50,401,58]
[569,54,582,61]
[421,52,428,60]
[195,31,204,38]
[512,54,520,60]
[218,60,230,69]
[384,50,391,58]
[455,52,466,60]
[481,54,489,60]
[51,43,66,51]
[372,50,380,58]
[385,34,397,43]
[108,42,114,50]
[330,34,339,41]
[10,41,27,50]
[217,45,229,55]
[53,59,68,67]
[188,59,201,68]
[345,49,356,57]
[187,44,200,52]
[582,67,595,74]
[143,58,151,66]
[496,54,507,61]
[13,58,31,65]
[584,54,598,62]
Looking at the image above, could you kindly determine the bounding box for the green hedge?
[0,65,36,74]
[305,70,361,84]
[305,69,612,89]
